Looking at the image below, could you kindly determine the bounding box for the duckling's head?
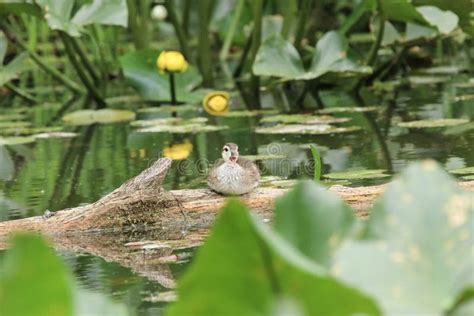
[222,143,239,163]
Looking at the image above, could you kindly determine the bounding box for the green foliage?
[34,0,128,37]
[274,181,354,267]
[253,31,372,81]
[0,31,30,87]
[119,49,204,103]
[0,234,74,316]
[168,161,473,315]
[62,109,136,126]
[335,161,474,314]
[167,199,381,316]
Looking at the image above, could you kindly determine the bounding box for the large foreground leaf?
[274,181,355,267]
[334,161,474,314]
[0,234,74,316]
[120,49,203,103]
[167,200,380,316]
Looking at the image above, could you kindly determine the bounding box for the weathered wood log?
[0,157,473,242]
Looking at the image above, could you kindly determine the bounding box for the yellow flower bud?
[157,51,188,72]
[163,140,193,160]
[203,91,230,116]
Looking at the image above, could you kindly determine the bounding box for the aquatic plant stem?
[169,73,177,105]
[352,0,385,91]
[5,82,38,103]
[126,0,151,49]
[164,0,190,60]
[220,0,245,61]
[59,32,106,108]
[197,0,215,86]
[0,23,83,95]
[68,36,101,86]
[294,0,312,53]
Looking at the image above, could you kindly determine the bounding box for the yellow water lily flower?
[203,91,230,116]
[163,140,193,160]
[157,51,188,72]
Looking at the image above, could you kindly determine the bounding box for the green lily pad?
[1,126,64,136]
[137,105,198,114]
[0,113,27,121]
[317,106,379,114]
[443,122,474,135]
[255,124,361,135]
[408,76,445,85]
[454,94,474,102]
[131,117,207,128]
[0,136,35,145]
[242,154,287,161]
[33,132,78,139]
[324,169,390,180]
[136,123,227,134]
[0,121,31,129]
[119,49,203,103]
[449,167,474,175]
[419,66,464,75]
[461,175,474,181]
[62,109,136,126]
[398,119,469,129]
[220,110,279,118]
[260,114,350,125]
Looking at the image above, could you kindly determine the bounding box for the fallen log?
[0,157,473,242]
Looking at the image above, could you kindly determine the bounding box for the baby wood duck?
[208,143,260,195]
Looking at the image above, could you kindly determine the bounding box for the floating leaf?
[317,106,379,114]
[461,175,474,181]
[0,121,31,129]
[242,154,287,161]
[136,123,227,134]
[408,76,445,85]
[167,200,380,315]
[137,105,197,114]
[334,161,474,314]
[119,49,203,103]
[398,118,469,129]
[0,113,27,121]
[33,132,78,139]
[419,66,464,75]
[261,114,350,125]
[274,181,355,267]
[449,167,474,175]
[0,136,35,145]
[131,117,207,128]
[1,126,64,136]
[324,169,390,180]
[62,109,136,126]
[255,124,361,135]
[220,110,279,118]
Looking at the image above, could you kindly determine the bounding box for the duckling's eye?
[224,147,229,152]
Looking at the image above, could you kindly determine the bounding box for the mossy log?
[0,158,473,242]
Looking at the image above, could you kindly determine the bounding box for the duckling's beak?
[229,151,238,162]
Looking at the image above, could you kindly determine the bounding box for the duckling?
[208,143,260,195]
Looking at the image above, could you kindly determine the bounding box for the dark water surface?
[0,70,473,313]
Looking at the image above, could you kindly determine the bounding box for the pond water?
[0,68,473,313]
